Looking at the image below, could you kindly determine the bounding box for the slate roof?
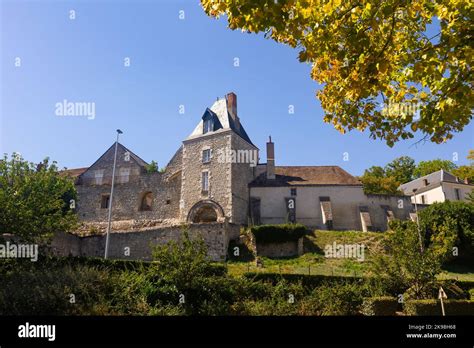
[186,98,255,146]
[250,166,362,187]
[61,143,149,181]
[399,169,473,195]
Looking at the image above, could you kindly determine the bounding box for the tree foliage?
[413,158,457,177]
[419,201,474,260]
[384,156,416,184]
[370,220,454,299]
[201,0,473,146]
[0,154,78,243]
[145,160,159,173]
[359,170,402,195]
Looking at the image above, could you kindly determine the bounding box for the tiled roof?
[60,167,88,177]
[250,166,361,187]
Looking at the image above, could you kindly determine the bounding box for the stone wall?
[256,238,303,258]
[51,222,240,262]
[231,133,259,225]
[181,130,232,222]
[76,172,181,224]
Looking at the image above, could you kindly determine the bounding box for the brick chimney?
[226,92,240,129]
[266,136,275,180]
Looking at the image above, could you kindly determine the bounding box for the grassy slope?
[227,230,474,282]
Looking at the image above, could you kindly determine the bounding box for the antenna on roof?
[269,135,272,142]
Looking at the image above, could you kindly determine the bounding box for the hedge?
[243,272,364,288]
[361,297,400,316]
[404,299,474,316]
[251,224,307,244]
[0,256,227,276]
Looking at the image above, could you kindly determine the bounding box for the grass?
[227,229,474,282]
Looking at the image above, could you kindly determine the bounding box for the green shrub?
[419,201,474,261]
[361,296,400,316]
[404,299,474,316]
[0,262,116,315]
[251,223,307,244]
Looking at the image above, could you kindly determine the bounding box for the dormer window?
[423,179,429,186]
[203,119,213,134]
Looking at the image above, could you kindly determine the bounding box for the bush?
[309,281,367,315]
[419,201,474,261]
[361,297,400,316]
[0,261,117,315]
[404,299,474,316]
[251,224,307,244]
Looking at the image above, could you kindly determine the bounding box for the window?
[319,196,333,229]
[94,170,104,185]
[118,167,130,184]
[250,197,261,225]
[455,188,461,200]
[202,149,211,163]
[285,197,296,223]
[140,192,153,211]
[421,195,426,204]
[101,195,110,209]
[203,119,213,134]
[423,179,429,186]
[359,206,373,232]
[290,188,297,196]
[202,171,209,193]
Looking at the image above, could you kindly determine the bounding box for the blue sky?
[1,0,473,176]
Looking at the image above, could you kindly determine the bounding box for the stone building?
[59,92,413,260]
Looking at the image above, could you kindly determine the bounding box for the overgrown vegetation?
[251,223,307,244]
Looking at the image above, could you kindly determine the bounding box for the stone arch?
[139,191,153,211]
[187,200,224,223]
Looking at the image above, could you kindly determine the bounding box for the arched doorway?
[187,200,224,223]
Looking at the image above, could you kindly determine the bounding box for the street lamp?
[412,188,424,253]
[104,129,123,259]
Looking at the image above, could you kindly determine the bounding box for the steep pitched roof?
[186,98,255,146]
[77,142,148,179]
[399,169,473,195]
[250,166,361,187]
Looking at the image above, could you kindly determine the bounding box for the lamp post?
[104,129,123,259]
[412,188,424,253]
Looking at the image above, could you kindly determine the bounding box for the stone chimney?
[266,136,275,180]
[226,92,240,129]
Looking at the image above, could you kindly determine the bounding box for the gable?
[79,143,148,184]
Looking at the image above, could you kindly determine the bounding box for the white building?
[399,170,473,205]
[248,139,412,232]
